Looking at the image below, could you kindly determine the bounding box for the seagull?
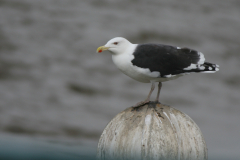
[96,37,219,107]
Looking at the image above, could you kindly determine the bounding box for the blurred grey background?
[0,0,239,159]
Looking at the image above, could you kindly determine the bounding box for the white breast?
[112,54,148,83]
[112,44,161,83]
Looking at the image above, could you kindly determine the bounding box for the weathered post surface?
[97,102,207,160]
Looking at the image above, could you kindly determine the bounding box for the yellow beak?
[96,46,110,53]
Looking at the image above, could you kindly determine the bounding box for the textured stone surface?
[97,102,207,160]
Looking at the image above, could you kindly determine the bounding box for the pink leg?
[133,82,155,107]
[155,82,162,102]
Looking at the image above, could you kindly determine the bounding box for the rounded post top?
[97,102,208,160]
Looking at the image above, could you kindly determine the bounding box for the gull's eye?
[113,42,118,45]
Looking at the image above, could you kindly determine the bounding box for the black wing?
[131,43,205,77]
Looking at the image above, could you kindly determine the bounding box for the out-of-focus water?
[0,0,239,159]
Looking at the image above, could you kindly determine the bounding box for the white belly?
[112,54,181,83]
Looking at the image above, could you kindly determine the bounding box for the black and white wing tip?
[182,51,219,73]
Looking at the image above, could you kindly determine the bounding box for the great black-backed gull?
[97,37,219,107]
